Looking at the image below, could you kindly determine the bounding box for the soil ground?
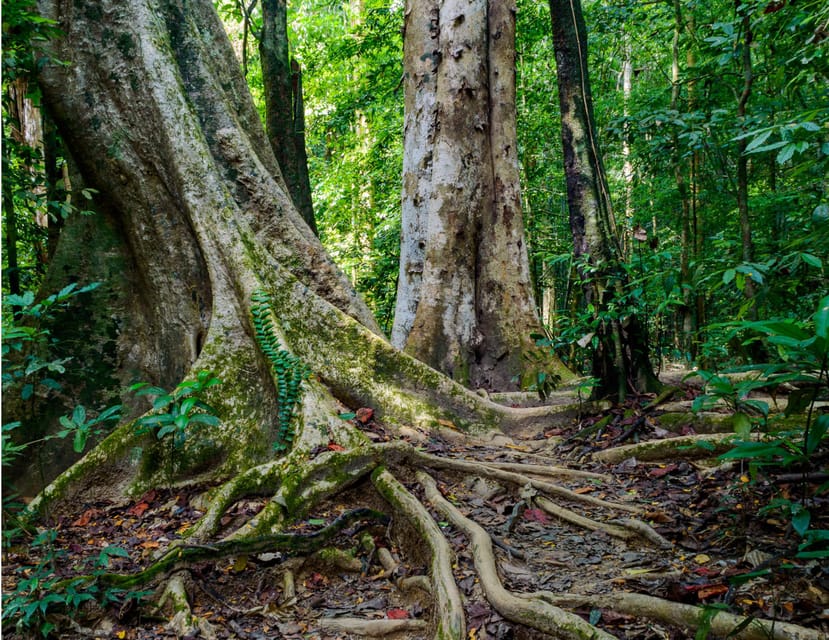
[3,374,828,639]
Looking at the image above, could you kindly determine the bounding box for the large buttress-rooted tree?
[31,0,570,513]
[548,0,660,400]
[393,0,570,390]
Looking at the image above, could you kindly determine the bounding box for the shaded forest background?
[5,0,828,370]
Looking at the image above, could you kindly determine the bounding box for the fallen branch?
[317,617,429,636]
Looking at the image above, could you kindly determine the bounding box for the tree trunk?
[672,0,696,361]
[393,0,568,390]
[259,0,317,235]
[548,0,660,401]
[735,0,757,314]
[32,0,560,504]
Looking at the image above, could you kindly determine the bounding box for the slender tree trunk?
[2,171,21,296]
[620,36,634,259]
[43,113,66,262]
[671,0,696,361]
[735,0,756,313]
[394,0,569,390]
[548,0,660,400]
[260,0,317,235]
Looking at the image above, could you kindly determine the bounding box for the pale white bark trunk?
[392,0,438,349]
[394,0,568,389]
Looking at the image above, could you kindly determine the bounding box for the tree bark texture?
[549,0,660,400]
[259,0,318,235]
[394,0,565,390]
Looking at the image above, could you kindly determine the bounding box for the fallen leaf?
[697,584,728,599]
[523,508,549,524]
[72,508,101,527]
[694,554,711,564]
[386,608,409,619]
[573,486,594,494]
[327,442,345,452]
[355,407,374,424]
[649,464,678,478]
[126,501,150,517]
[437,418,457,430]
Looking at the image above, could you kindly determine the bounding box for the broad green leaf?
[179,397,198,416]
[188,414,219,426]
[72,404,86,426]
[152,394,174,410]
[732,412,752,438]
[791,505,810,537]
[785,388,814,417]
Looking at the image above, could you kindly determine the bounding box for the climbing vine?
[250,290,311,452]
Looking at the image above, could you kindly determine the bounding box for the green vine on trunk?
[251,290,311,452]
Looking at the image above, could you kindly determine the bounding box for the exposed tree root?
[229,449,379,538]
[158,573,218,640]
[317,617,429,636]
[533,592,824,640]
[89,508,388,590]
[592,432,743,463]
[372,468,466,640]
[482,461,610,481]
[534,496,671,549]
[418,471,618,640]
[405,446,642,514]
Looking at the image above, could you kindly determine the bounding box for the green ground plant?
[130,370,222,486]
[693,295,829,558]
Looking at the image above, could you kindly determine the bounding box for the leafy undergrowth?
[3,390,828,639]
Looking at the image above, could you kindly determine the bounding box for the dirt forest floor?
[3,372,828,639]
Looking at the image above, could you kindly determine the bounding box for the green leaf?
[785,388,814,417]
[187,414,220,427]
[814,295,829,342]
[801,253,822,268]
[732,413,752,439]
[179,397,198,416]
[807,415,829,455]
[72,404,86,425]
[791,505,811,537]
[73,429,86,453]
[152,394,174,410]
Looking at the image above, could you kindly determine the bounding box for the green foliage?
[521,333,562,400]
[1,528,148,637]
[2,284,122,466]
[130,370,222,449]
[693,296,829,557]
[250,290,311,452]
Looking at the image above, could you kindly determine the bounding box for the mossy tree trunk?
[393,0,571,390]
[32,0,557,505]
[548,0,660,401]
